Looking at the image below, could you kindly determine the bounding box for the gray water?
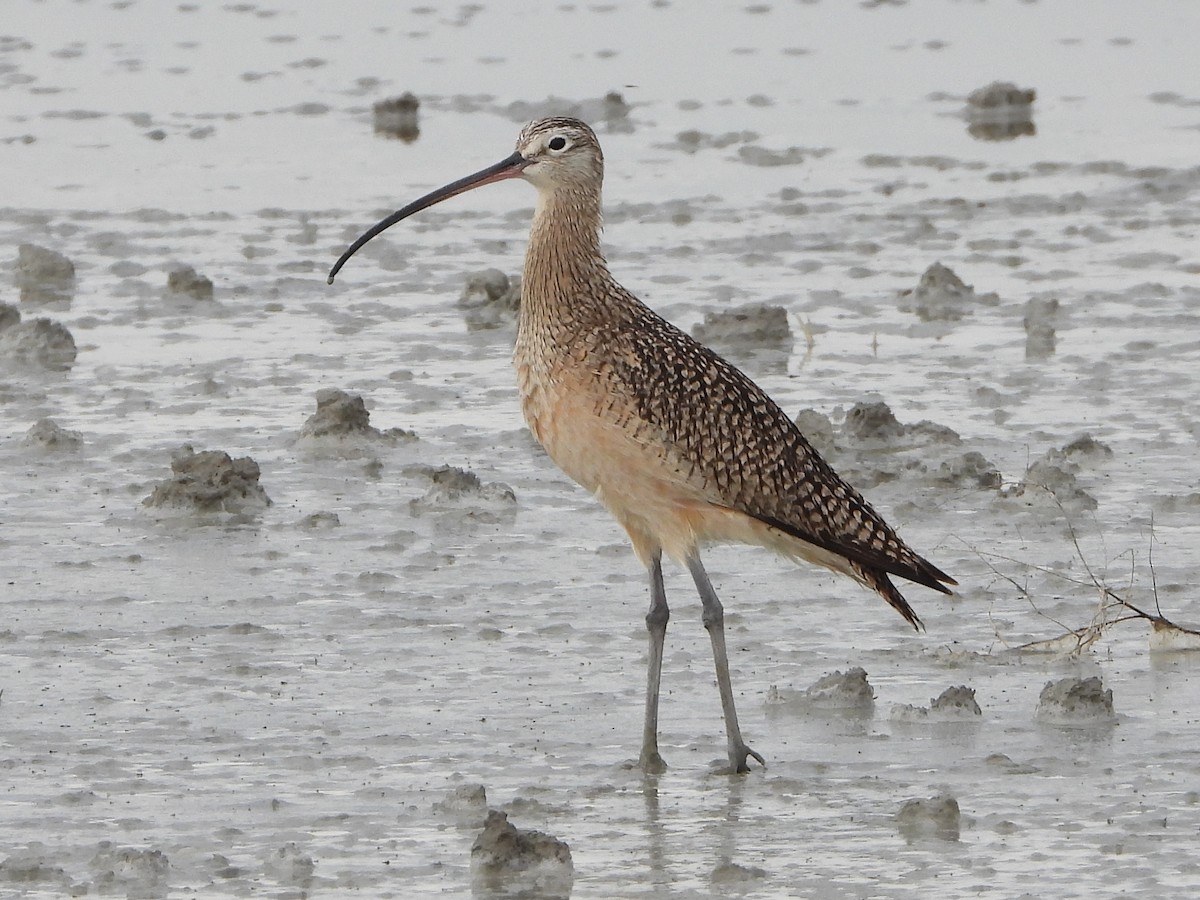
[3,1,1200,897]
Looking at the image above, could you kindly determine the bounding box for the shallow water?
[3,1,1200,897]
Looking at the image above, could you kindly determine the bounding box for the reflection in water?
[641,771,768,892]
[641,775,667,887]
[968,118,1036,141]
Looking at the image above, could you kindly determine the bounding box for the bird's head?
[512,117,605,194]
[327,116,605,283]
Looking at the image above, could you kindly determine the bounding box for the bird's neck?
[521,186,612,335]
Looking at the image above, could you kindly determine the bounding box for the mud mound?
[433,783,489,828]
[1002,434,1109,512]
[691,302,791,348]
[409,465,516,520]
[504,91,631,131]
[803,667,875,709]
[826,400,995,492]
[1023,296,1059,358]
[262,843,314,890]
[296,389,415,456]
[470,809,573,898]
[896,794,961,841]
[711,861,768,884]
[301,389,374,436]
[166,264,214,300]
[0,313,77,370]
[902,262,999,321]
[373,91,419,142]
[793,407,836,458]
[23,417,83,451]
[88,843,170,897]
[768,667,875,713]
[16,243,75,305]
[966,81,1036,141]
[1036,676,1116,725]
[935,451,1002,489]
[143,446,272,513]
[459,268,521,330]
[843,401,907,445]
[0,848,70,893]
[891,685,982,722]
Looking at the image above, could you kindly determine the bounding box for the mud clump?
[968,81,1036,109]
[0,309,77,370]
[143,446,272,513]
[470,809,573,898]
[691,302,791,349]
[711,861,768,884]
[843,401,906,445]
[299,510,341,529]
[768,666,875,713]
[846,402,961,450]
[1002,434,1109,512]
[0,849,70,891]
[737,143,815,167]
[459,268,521,330]
[409,465,516,520]
[301,389,373,436]
[88,843,170,897]
[935,450,1002,490]
[1024,296,1059,358]
[373,91,420,142]
[903,262,999,322]
[966,81,1036,141]
[896,794,961,841]
[1005,456,1097,511]
[433,782,489,828]
[23,417,83,451]
[803,667,874,709]
[794,400,995,492]
[16,243,75,305]
[297,389,416,454]
[505,91,631,132]
[166,264,214,300]
[1036,676,1116,725]
[263,843,315,889]
[1059,433,1113,463]
[669,128,759,154]
[794,407,836,458]
[891,685,982,722]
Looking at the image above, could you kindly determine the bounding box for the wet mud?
[3,1,1200,897]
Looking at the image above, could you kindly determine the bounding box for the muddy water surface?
[3,2,1200,897]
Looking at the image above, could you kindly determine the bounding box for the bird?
[328,117,956,774]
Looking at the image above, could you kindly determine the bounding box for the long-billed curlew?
[328,117,956,774]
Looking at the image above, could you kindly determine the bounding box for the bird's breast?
[513,337,727,564]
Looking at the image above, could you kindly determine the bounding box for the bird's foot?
[725,743,766,775]
[637,748,668,775]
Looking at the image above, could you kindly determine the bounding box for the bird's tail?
[852,562,924,632]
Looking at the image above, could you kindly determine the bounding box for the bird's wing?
[600,300,954,594]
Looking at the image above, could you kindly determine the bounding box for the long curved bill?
[327,150,529,284]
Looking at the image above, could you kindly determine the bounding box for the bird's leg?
[639,552,669,774]
[686,555,766,774]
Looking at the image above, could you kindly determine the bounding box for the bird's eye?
[548,136,568,152]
